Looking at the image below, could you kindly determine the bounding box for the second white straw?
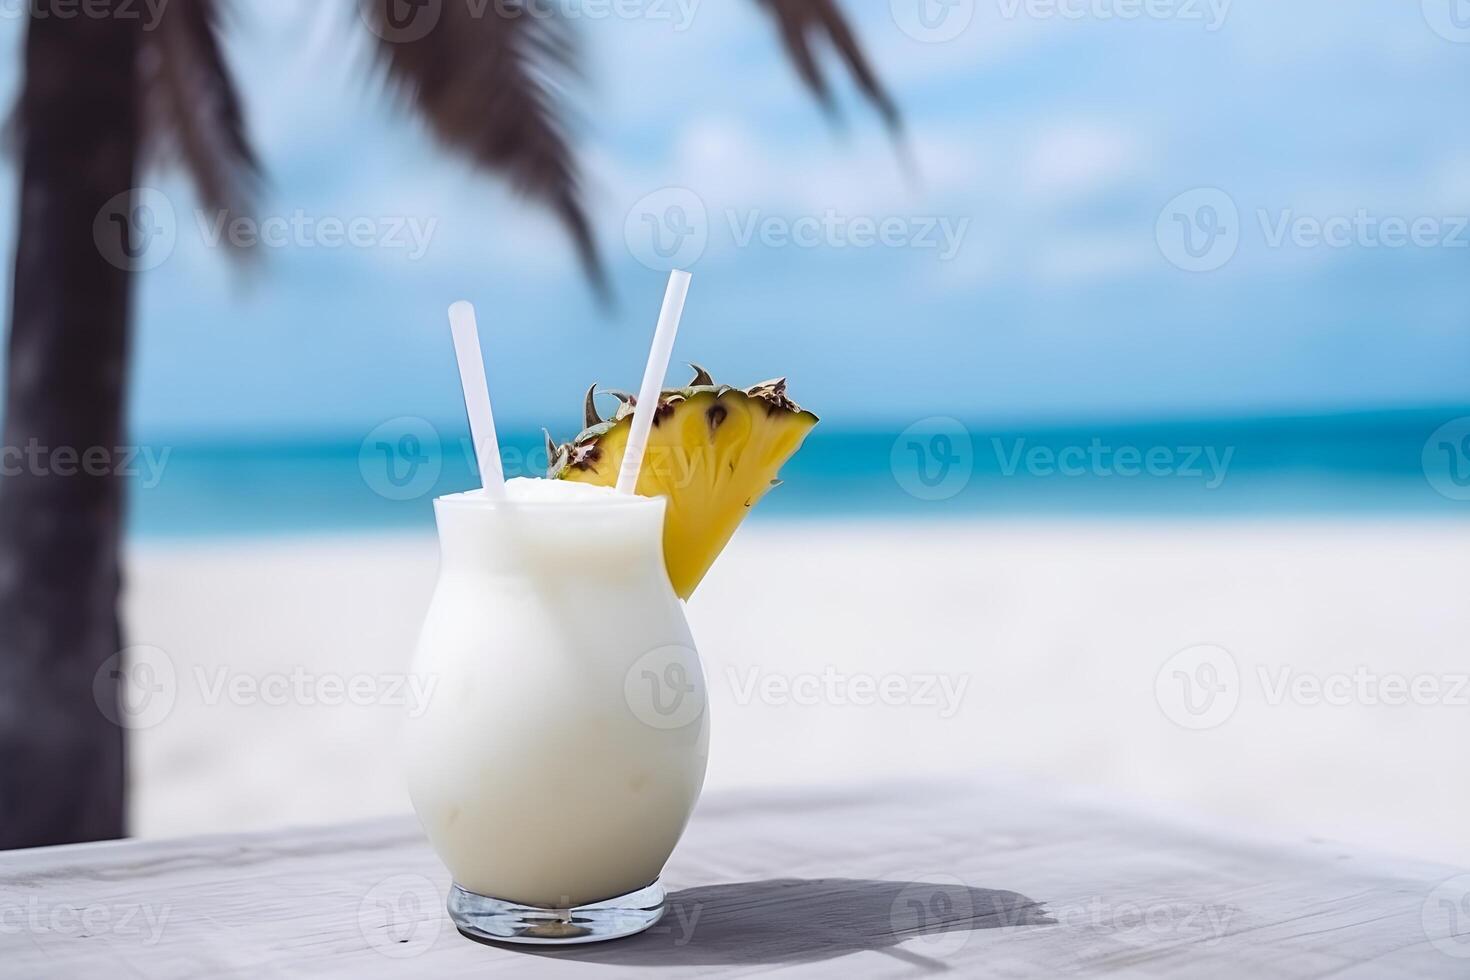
[447,300,506,498]
[616,270,693,495]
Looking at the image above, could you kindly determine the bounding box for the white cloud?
[1022,123,1142,205]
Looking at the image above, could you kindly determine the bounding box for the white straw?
[616,270,693,495]
[447,300,505,497]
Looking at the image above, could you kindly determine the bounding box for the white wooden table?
[2,780,1466,978]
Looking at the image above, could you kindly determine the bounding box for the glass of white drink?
[404,478,709,943]
[410,290,815,946]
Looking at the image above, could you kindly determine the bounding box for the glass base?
[448,879,665,945]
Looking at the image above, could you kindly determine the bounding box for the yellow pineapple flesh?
[548,369,817,598]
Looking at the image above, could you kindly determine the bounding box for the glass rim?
[433,486,663,511]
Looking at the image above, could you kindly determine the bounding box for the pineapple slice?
[548,367,818,598]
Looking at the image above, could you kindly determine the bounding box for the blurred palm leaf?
[366,0,898,297]
[367,0,606,297]
[140,0,258,252]
[756,0,902,132]
[125,0,900,292]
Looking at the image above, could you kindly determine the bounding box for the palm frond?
[755,0,902,133]
[140,0,259,253]
[368,0,606,299]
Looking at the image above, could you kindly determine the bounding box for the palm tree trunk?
[0,8,139,847]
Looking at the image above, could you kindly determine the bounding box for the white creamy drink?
[414,285,811,944]
[404,478,709,922]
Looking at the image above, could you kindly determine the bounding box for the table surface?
[2,780,1467,979]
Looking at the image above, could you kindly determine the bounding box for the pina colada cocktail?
[409,287,816,945]
[404,480,708,940]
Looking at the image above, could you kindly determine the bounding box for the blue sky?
[0,1,1468,441]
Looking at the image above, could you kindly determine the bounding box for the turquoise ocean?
[123,407,1470,538]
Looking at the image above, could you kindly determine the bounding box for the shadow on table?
[507,877,1052,969]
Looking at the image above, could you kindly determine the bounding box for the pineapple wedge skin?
[554,384,817,599]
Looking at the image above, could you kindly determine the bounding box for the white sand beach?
[123,519,1470,868]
